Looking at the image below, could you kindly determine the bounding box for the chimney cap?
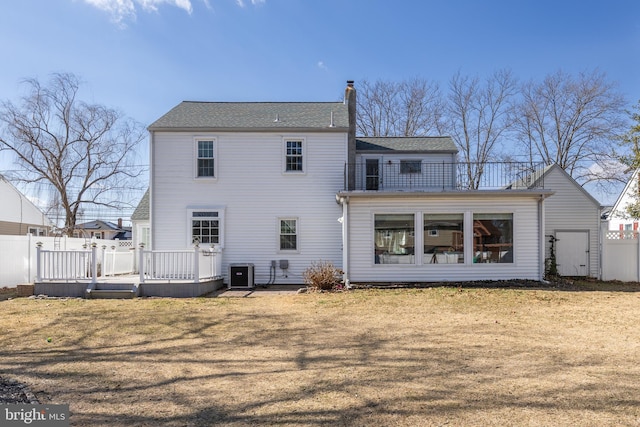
[347,80,354,87]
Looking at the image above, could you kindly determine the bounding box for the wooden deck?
[34,274,224,298]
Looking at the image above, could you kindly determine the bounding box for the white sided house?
[608,168,640,232]
[148,99,349,286]
[131,189,150,250]
[0,174,53,236]
[147,81,554,287]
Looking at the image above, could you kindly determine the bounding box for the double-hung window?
[196,139,216,178]
[279,218,298,251]
[284,139,304,173]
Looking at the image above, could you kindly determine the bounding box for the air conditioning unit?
[228,263,255,289]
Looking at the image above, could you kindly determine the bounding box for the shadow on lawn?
[1,298,639,426]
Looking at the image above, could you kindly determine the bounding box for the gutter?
[146,126,349,133]
[336,195,350,288]
[337,189,555,200]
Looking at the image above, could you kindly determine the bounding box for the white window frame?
[194,137,218,180]
[187,207,225,248]
[282,138,306,174]
[278,217,299,252]
[28,227,45,236]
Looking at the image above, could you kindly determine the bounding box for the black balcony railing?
[344,161,545,191]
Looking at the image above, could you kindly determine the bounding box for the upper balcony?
[343,161,546,192]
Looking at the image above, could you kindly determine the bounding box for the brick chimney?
[345,80,356,190]
[117,218,123,229]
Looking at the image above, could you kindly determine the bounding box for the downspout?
[597,207,603,280]
[338,195,350,288]
[539,195,546,282]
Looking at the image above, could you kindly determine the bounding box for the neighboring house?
[147,81,555,286]
[517,164,602,277]
[0,174,53,236]
[131,189,150,250]
[607,168,640,232]
[73,219,131,240]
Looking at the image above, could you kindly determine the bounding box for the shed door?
[555,231,589,276]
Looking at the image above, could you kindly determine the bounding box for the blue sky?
[1,0,639,209]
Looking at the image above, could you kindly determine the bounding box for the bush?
[302,260,344,291]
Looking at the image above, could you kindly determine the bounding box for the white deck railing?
[36,242,98,283]
[138,245,221,283]
[36,242,221,284]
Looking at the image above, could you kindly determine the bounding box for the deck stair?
[85,282,139,299]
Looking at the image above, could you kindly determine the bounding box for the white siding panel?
[346,195,542,283]
[0,179,52,226]
[543,167,601,277]
[152,131,347,285]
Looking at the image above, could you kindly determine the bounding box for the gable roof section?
[148,102,349,132]
[512,164,601,207]
[356,136,457,153]
[610,168,639,216]
[0,174,54,227]
[131,189,149,221]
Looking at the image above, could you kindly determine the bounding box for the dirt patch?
[1,284,640,426]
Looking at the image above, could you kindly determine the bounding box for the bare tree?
[356,78,444,137]
[445,69,518,189]
[0,73,146,233]
[514,69,627,183]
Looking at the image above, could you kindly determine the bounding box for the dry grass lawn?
[1,284,640,426]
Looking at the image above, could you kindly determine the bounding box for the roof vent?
[329,111,335,127]
[273,114,280,123]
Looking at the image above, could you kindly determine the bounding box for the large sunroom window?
[374,214,415,264]
[423,213,464,264]
[473,213,513,263]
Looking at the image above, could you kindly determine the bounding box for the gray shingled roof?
[356,136,457,153]
[75,220,122,231]
[148,102,349,131]
[131,189,149,221]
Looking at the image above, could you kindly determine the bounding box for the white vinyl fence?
[601,230,640,282]
[103,244,135,276]
[0,235,135,287]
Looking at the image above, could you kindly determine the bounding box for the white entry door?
[555,231,589,276]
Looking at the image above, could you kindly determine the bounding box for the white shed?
[536,165,602,278]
